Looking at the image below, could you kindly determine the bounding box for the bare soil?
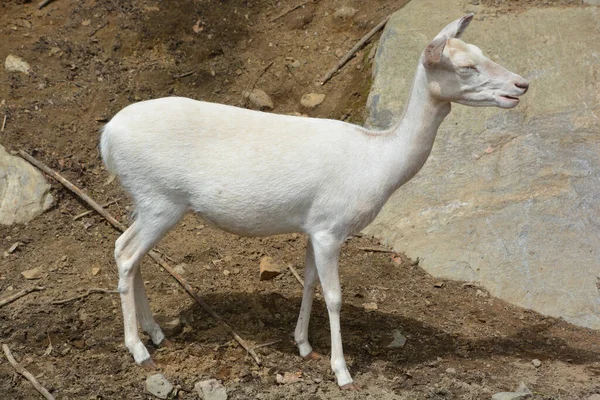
[1,1,599,399]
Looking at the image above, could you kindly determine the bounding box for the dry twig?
[38,0,56,10]
[242,60,275,106]
[288,265,304,287]
[51,288,117,305]
[89,21,108,37]
[73,198,120,220]
[18,150,262,365]
[2,344,55,400]
[1,114,6,132]
[270,1,310,22]
[358,246,396,254]
[172,70,195,79]
[320,16,390,85]
[0,286,45,308]
[252,339,281,350]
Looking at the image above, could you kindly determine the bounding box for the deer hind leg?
[294,238,320,359]
[115,202,186,366]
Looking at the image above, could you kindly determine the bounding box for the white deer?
[100,14,528,390]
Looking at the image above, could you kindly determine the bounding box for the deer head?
[422,14,529,109]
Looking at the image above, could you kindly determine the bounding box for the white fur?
[100,14,527,388]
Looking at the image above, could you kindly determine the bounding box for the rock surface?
[195,379,227,400]
[145,374,173,399]
[300,93,325,109]
[244,88,274,110]
[0,145,54,225]
[491,392,532,400]
[259,256,281,281]
[364,1,600,329]
[5,54,31,74]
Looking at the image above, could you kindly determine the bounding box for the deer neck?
[383,64,451,191]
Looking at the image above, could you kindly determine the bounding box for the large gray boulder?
[365,1,600,328]
[0,145,54,225]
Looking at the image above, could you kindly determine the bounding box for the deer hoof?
[340,383,360,391]
[140,357,157,370]
[302,351,321,361]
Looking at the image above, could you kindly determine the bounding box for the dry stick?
[51,288,117,305]
[172,71,195,79]
[320,15,390,85]
[73,198,120,220]
[89,21,108,37]
[17,150,262,366]
[288,265,304,287]
[1,114,6,132]
[2,344,55,400]
[241,60,275,106]
[38,0,56,10]
[0,286,45,308]
[270,1,310,22]
[252,339,281,350]
[357,246,396,254]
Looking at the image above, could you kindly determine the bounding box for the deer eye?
[459,65,479,74]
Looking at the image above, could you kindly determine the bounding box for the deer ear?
[434,13,474,40]
[422,37,446,68]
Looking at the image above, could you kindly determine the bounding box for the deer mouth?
[500,95,519,101]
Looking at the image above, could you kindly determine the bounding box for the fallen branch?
[51,288,117,305]
[2,344,55,400]
[242,60,275,106]
[0,286,45,308]
[252,339,281,350]
[147,250,262,365]
[358,246,396,254]
[38,0,56,10]
[89,21,108,37]
[73,198,120,220]
[270,1,310,22]
[18,150,262,365]
[287,265,304,287]
[320,15,390,85]
[172,70,195,79]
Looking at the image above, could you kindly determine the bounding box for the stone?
[276,371,303,384]
[21,267,43,280]
[363,302,378,311]
[491,393,531,400]
[300,93,326,109]
[5,54,31,74]
[333,6,357,19]
[195,379,227,400]
[584,0,600,5]
[587,395,600,400]
[515,383,532,396]
[243,89,274,111]
[445,367,456,374]
[259,256,281,281]
[387,329,407,348]
[0,145,54,225]
[173,263,186,275]
[364,0,600,330]
[145,374,173,399]
[154,315,183,337]
[91,267,101,276]
[531,359,541,368]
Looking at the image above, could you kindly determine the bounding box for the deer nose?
[515,81,529,92]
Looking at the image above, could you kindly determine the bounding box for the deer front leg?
[311,232,357,390]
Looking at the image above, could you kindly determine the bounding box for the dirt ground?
[1,0,599,399]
